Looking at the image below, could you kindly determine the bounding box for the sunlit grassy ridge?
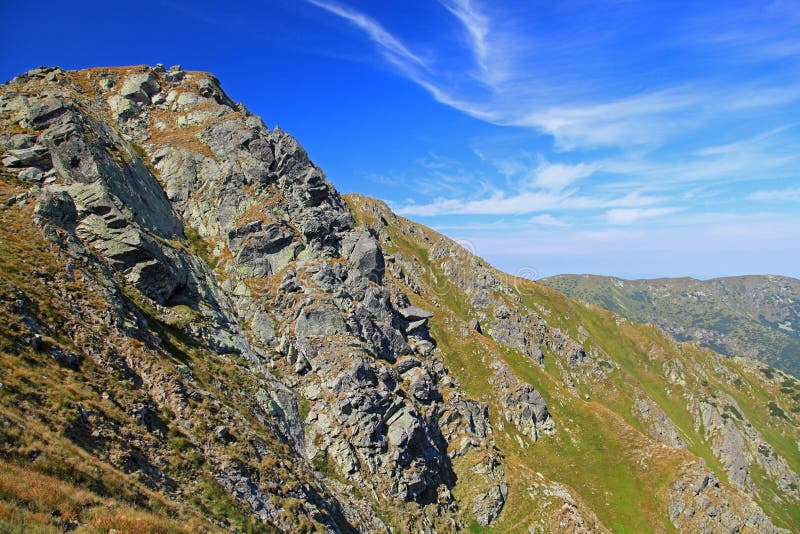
[542,274,800,377]
[346,193,800,531]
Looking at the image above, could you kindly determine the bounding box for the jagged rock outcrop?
[346,195,798,532]
[669,463,779,533]
[632,395,687,449]
[689,390,800,499]
[498,382,552,443]
[0,65,512,531]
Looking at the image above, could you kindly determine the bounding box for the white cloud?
[606,207,681,225]
[693,123,800,156]
[519,89,701,150]
[532,162,597,192]
[365,172,404,186]
[305,0,500,125]
[307,0,427,70]
[307,0,800,154]
[748,186,800,202]
[394,189,663,217]
[724,87,800,111]
[395,190,563,216]
[307,0,800,279]
[439,0,491,75]
[595,132,800,193]
[416,152,463,170]
[530,214,568,227]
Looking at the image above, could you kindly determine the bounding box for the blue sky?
[2,1,799,279]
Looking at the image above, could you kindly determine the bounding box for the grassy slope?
[0,171,297,533]
[541,274,800,377]
[347,194,800,531]
[0,175,201,532]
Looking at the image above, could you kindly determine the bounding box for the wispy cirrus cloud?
[530,213,568,227]
[596,126,800,193]
[307,0,800,152]
[394,188,662,217]
[439,0,491,74]
[607,207,682,225]
[520,89,702,150]
[693,123,800,156]
[748,187,800,202]
[307,0,427,70]
[531,161,597,192]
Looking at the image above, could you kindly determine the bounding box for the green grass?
[184,226,216,268]
[196,477,276,533]
[311,452,339,480]
[467,520,493,533]
[496,345,678,533]
[540,274,800,377]
[768,401,790,421]
[296,395,311,421]
[374,220,671,528]
[748,462,800,529]
[515,286,730,482]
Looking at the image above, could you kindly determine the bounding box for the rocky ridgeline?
[541,274,800,377]
[1,65,798,532]
[0,65,526,530]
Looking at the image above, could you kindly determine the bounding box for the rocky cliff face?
[0,65,798,532]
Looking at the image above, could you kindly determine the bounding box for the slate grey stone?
[397,305,434,321]
[18,167,43,182]
[396,357,421,375]
[34,190,78,231]
[295,307,348,339]
[2,145,51,169]
[344,230,384,283]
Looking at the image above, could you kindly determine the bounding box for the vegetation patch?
[767,401,790,421]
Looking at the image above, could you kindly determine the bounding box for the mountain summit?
[0,65,798,532]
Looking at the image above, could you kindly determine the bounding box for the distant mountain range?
[540,274,800,377]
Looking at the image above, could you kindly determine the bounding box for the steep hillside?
[348,196,800,532]
[540,274,800,377]
[0,65,798,532]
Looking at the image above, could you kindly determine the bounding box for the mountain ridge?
[0,64,797,532]
[540,273,800,377]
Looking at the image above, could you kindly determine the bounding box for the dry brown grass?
[0,459,202,533]
[147,108,215,159]
[0,462,97,522]
[234,199,277,227]
[66,71,100,99]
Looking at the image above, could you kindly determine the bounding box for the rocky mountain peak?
[1,64,521,529]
